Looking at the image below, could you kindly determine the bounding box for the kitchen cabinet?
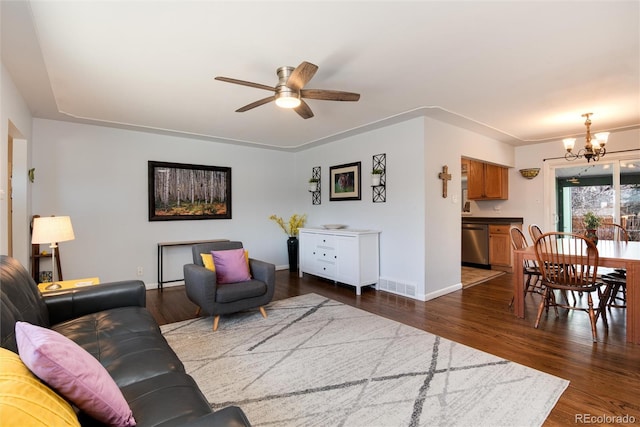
[489,224,518,272]
[298,228,380,295]
[467,160,508,200]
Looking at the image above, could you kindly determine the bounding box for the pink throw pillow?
[15,322,136,427]
[211,248,251,284]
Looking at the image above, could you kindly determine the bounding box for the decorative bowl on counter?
[322,224,347,229]
[519,168,540,179]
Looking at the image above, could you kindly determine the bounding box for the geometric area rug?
[160,293,568,427]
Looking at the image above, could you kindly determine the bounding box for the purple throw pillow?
[15,321,136,427]
[211,248,251,284]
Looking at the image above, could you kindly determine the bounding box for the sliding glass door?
[553,157,640,241]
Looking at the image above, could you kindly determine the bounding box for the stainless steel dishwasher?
[461,223,489,267]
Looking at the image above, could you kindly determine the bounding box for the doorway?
[6,121,29,265]
[553,157,640,240]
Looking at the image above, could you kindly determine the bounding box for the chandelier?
[563,113,609,162]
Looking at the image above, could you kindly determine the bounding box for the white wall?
[424,117,516,298]
[294,116,519,301]
[27,113,521,300]
[294,118,427,298]
[0,63,33,266]
[31,119,297,285]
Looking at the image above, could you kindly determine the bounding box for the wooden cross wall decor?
[438,165,452,198]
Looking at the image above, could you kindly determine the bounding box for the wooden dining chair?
[597,223,630,242]
[533,232,610,342]
[597,223,629,309]
[509,227,543,307]
[528,224,543,243]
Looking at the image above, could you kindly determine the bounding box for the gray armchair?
[183,241,275,331]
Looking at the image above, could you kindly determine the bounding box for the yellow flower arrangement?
[269,214,307,237]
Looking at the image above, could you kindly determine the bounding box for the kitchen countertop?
[461,217,523,224]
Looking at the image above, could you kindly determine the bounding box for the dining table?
[513,239,640,344]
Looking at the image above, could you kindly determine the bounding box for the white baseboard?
[422,282,462,301]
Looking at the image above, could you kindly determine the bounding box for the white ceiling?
[2,1,639,151]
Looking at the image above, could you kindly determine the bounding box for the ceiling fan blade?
[235,96,275,112]
[215,76,274,92]
[286,61,319,90]
[294,100,314,119]
[301,89,360,102]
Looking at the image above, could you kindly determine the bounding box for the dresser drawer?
[314,246,336,261]
[316,235,337,249]
[315,259,336,277]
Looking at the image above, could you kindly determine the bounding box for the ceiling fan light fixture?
[216,61,359,118]
[275,94,301,109]
[275,88,301,109]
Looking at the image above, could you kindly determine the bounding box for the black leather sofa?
[0,255,251,427]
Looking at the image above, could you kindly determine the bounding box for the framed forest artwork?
[148,161,231,221]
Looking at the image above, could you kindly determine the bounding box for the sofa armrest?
[44,280,146,325]
[248,258,275,289]
[184,264,218,316]
[180,406,251,427]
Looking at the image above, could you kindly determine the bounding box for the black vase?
[287,237,299,272]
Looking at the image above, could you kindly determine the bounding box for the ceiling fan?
[215,61,360,119]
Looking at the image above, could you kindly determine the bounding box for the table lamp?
[31,216,75,290]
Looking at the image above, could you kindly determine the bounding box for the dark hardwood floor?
[146,271,640,426]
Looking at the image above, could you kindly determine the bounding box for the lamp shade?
[563,138,576,151]
[32,216,75,244]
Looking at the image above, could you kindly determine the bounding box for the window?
[553,157,640,241]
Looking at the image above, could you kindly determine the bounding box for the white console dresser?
[298,228,381,295]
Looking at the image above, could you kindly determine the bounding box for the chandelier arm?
[565,151,578,161]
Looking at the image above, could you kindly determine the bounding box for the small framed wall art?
[329,161,361,201]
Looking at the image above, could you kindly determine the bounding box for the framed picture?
[330,161,361,201]
[148,161,231,221]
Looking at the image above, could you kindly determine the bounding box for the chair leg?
[259,306,267,318]
[524,273,532,294]
[587,295,597,342]
[608,283,620,306]
[548,290,559,317]
[596,287,610,328]
[195,307,201,316]
[534,288,548,329]
[607,283,627,308]
[212,315,220,332]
